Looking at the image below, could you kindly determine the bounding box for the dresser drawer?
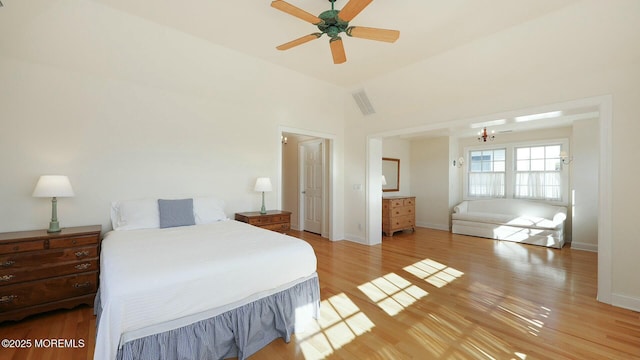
[389,215,414,230]
[390,206,413,217]
[0,240,46,255]
[0,245,98,271]
[49,234,98,249]
[0,272,97,312]
[0,259,98,286]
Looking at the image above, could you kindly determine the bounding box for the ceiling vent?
[352,89,376,116]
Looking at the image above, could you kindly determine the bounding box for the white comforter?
[95,220,317,360]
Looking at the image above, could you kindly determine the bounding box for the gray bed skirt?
[95,275,321,360]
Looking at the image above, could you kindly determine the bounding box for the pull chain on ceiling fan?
[271,0,400,64]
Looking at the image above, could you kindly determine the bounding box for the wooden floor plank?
[0,227,638,359]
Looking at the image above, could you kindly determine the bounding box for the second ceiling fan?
[271,0,400,64]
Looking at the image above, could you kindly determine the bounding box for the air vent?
[352,89,376,116]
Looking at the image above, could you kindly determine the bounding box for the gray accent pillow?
[158,198,195,229]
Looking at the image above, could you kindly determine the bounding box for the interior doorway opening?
[280,130,333,239]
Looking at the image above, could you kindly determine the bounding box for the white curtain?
[515,172,561,200]
[468,173,505,197]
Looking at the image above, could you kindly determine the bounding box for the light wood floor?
[1,227,639,359]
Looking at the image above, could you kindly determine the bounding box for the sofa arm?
[552,207,568,227]
[453,201,468,214]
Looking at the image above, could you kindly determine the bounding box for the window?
[464,140,568,203]
[514,145,562,201]
[468,149,506,197]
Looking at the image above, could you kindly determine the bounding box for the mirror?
[382,157,400,192]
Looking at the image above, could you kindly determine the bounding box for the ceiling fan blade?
[276,33,323,50]
[346,26,400,43]
[337,0,373,22]
[330,37,347,64]
[271,0,323,25]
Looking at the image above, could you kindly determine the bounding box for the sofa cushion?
[453,212,560,230]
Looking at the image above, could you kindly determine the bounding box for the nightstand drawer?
[0,259,98,286]
[49,234,98,249]
[0,246,98,270]
[0,272,97,312]
[261,223,291,232]
[0,240,45,255]
[249,216,288,225]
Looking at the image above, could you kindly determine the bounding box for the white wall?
[381,138,411,196]
[409,137,450,230]
[0,1,346,236]
[571,119,599,251]
[344,0,640,309]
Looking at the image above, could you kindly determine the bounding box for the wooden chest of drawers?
[382,196,416,237]
[0,225,101,322]
[235,211,291,233]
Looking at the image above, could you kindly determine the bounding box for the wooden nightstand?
[235,211,291,233]
[0,225,101,322]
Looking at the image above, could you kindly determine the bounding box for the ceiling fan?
[271,0,400,64]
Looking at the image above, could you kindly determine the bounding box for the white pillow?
[111,198,160,231]
[193,196,227,224]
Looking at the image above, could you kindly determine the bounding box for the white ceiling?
[91,0,581,88]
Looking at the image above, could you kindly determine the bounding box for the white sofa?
[452,199,567,248]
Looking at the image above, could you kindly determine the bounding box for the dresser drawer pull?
[73,282,92,289]
[75,263,92,270]
[0,274,15,282]
[75,251,90,258]
[0,260,15,268]
[0,295,17,304]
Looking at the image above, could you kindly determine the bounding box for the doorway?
[280,129,333,239]
[364,95,613,305]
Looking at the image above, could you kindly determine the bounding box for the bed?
[94,197,320,360]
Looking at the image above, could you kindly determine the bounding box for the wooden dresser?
[235,211,291,233]
[382,196,416,237]
[0,225,101,322]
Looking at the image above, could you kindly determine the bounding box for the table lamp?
[32,175,75,233]
[254,177,272,215]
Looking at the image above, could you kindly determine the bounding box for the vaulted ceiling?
[91,0,580,88]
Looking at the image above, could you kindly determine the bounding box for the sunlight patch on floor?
[357,272,429,316]
[297,293,375,360]
[403,258,464,288]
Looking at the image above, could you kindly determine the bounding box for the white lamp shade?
[381,175,387,186]
[254,177,273,192]
[32,175,75,198]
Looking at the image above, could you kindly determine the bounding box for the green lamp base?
[47,221,61,233]
[260,191,267,214]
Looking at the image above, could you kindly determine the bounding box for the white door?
[301,140,323,234]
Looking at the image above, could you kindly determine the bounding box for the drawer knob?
[0,260,15,268]
[75,251,90,258]
[0,274,15,282]
[0,295,17,304]
[72,239,77,245]
[75,263,92,270]
[73,282,92,289]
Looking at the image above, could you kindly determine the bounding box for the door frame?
[278,126,335,240]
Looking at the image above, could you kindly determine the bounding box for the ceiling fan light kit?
[271,0,400,64]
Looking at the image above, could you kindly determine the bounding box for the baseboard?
[612,293,640,312]
[415,222,449,231]
[570,242,598,252]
